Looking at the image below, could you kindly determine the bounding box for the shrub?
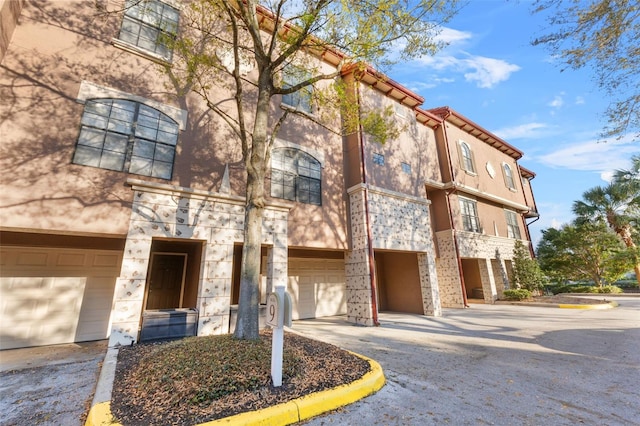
[502,289,532,301]
[595,285,623,294]
[550,284,594,294]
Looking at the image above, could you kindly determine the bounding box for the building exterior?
[0,0,539,350]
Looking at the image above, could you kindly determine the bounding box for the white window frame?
[271,148,322,205]
[281,67,314,114]
[502,162,516,190]
[505,209,522,239]
[114,0,180,62]
[458,141,476,174]
[459,197,481,233]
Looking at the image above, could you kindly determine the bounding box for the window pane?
[133,139,155,159]
[152,161,172,179]
[73,145,101,167]
[99,150,126,171]
[154,143,174,162]
[136,124,158,140]
[104,133,128,153]
[271,169,284,198]
[129,156,153,176]
[78,127,105,148]
[81,112,109,129]
[119,18,141,43]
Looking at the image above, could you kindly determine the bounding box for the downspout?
[355,78,380,326]
[517,164,540,258]
[437,115,469,308]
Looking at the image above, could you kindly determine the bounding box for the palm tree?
[573,162,640,284]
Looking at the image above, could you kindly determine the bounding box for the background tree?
[531,0,640,141]
[572,163,640,284]
[536,221,633,287]
[148,0,461,339]
[510,240,546,293]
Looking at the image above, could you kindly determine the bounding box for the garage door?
[0,246,122,350]
[287,258,346,320]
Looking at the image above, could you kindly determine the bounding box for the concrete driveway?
[1,297,638,426]
[295,297,640,426]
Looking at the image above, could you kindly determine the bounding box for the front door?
[145,253,187,310]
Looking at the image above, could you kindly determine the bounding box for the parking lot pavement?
[2,298,638,426]
[294,298,640,426]
[0,340,107,426]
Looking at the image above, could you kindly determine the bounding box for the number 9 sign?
[266,292,281,327]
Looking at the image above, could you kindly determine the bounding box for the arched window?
[73,98,179,179]
[503,163,516,190]
[459,141,475,173]
[117,0,179,60]
[271,148,321,205]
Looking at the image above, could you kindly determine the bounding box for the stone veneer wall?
[435,230,465,308]
[109,182,289,347]
[347,184,442,324]
[436,230,527,307]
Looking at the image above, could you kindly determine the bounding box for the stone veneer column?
[435,230,465,308]
[418,253,442,316]
[108,231,153,346]
[346,189,375,326]
[266,235,288,290]
[479,258,498,303]
[198,240,234,336]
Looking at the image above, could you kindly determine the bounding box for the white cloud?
[493,122,548,140]
[536,137,639,182]
[435,27,472,46]
[548,94,564,109]
[463,56,521,88]
[575,96,585,105]
[417,54,520,89]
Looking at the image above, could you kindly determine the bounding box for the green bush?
[549,284,624,294]
[549,284,593,294]
[614,279,639,289]
[595,285,623,294]
[502,289,532,301]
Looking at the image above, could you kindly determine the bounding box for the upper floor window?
[73,98,179,179]
[373,153,385,166]
[459,141,476,173]
[401,162,411,174]
[271,148,321,205]
[281,67,313,114]
[460,197,481,233]
[118,0,179,60]
[503,163,516,190]
[505,210,521,239]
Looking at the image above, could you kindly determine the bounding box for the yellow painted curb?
[85,353,384,426]
[85,402,119,426]
[558,301,618,310]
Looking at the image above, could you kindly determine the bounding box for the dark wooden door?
[145,253,187,310]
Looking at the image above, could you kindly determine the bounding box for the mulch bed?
[110,330,370,426]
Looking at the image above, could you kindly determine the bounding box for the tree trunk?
[233,198,264,340]
[233,73,271,340]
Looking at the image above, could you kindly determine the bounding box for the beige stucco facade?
[0,1,539,349]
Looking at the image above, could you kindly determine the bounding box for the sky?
[387,1,639,247]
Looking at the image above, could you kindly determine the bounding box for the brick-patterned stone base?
[108,181,289,347]
[347,184,442,322]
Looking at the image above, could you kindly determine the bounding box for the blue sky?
[389,1,639,247]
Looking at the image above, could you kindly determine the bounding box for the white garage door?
[287,258,346,320]
[0,246,122,350]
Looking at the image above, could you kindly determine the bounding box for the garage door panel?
[287,258,346,320]
[0,246,121,349]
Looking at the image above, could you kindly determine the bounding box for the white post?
[269,286,285,387]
